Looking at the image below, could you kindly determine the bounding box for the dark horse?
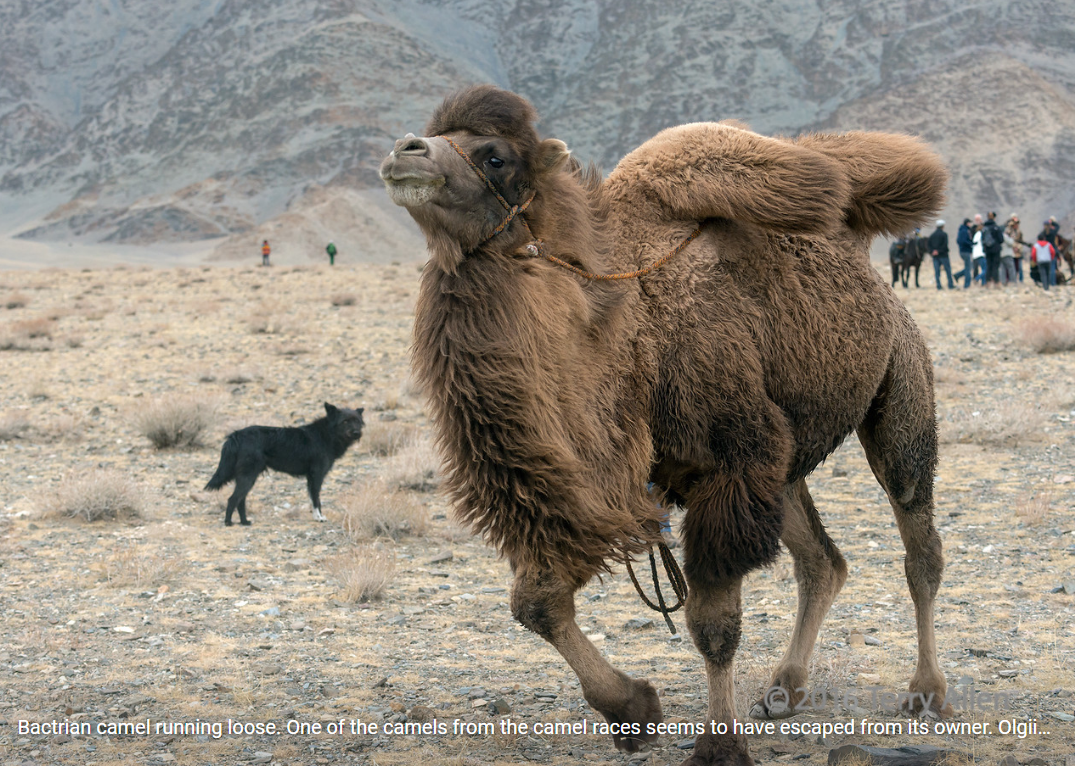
[890,233,925,288]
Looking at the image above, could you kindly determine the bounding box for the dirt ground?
[0,260,1073,766]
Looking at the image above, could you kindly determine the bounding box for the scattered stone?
[1048,711,1074,722]
[427,551,453,564]
[470,698,488,708]
[248,752,273,764]
[827,744,969,765]
[997,669,1019,678]
[488,697,511,715]
[627,750,652,762]
[1025,759,1048,766]
[1062,580,1075,596]
[848,633,867,647]
[260,606,281,617]
[247,578,272,591]
[283,558,313,572]
[624,618,654,630]
[863,635,882,646]
[409,705,436,722]
[831,466,848,477]
[998,757,1019,766]
[675,738,696,750]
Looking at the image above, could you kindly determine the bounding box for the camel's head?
[380,85,570,272]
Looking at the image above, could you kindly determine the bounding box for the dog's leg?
[307,471,327,522]
[228,473,257,526]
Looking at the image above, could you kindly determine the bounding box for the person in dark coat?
[954,218,974,288]
[928,219,954,289]
[981,212,1003,286]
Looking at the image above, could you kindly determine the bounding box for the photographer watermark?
[761,677,1012,717]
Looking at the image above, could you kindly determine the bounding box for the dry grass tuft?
[1015,491,1053,526]
[42,470,144,521]
[246,300,288,334]
[360,420,419,457]
[0,411,30,440]
[382,434,441,491]
[330,293,358,307]
[340,479,430,540]
[92,543,186,587]
[4,292,29,309]
[132,394,222,449]
[937,402,1049,447]
[1018,316,1075,354]
[1,318,56,350]
[327,546,396,602]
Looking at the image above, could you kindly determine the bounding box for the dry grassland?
[0,262,1073,766]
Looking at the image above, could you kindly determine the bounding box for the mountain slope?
[0,0,1073,261]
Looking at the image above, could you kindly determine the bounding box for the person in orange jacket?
[261,240,271,266]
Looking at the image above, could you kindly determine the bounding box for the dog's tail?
[204,435,238,490]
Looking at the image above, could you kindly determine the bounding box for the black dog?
[204,403,364,526]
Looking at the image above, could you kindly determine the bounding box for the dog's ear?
[324,402,337,415]
[356,407,364,415]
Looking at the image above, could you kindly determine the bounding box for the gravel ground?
[0,262,1073,766]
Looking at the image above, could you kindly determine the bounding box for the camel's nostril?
[396,136,429,156]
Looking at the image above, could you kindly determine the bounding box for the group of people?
[259,240,340,267]
[911,214,1068,292]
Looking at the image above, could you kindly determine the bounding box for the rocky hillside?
[1,0,1073,262]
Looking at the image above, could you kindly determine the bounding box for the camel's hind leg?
[749,480,847,719]
[511,566,661,753]
[856,340,953,718]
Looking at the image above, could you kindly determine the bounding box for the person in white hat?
[928,219,955,289]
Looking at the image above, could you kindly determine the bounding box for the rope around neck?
[439,135,701,279]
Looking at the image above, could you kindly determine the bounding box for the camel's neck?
[412,239,659,584]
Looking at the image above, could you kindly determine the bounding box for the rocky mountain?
[1,0,1073,263]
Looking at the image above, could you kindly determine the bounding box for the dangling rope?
[625,541,689,634]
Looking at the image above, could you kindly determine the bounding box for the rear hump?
[795,131,947,239]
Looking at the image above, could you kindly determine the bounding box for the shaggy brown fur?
[381,85,950,766]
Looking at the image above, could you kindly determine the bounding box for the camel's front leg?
[511,566,662,753]
[681,577,754,766]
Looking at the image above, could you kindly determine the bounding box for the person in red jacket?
[1031,231,1056,291]
[261,240,271,267]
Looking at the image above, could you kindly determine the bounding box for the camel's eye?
[487,157,504,169]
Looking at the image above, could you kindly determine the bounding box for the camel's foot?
[595,676,662,753]
[748,667,808,720]
[902,674,954,719]
[680,734,754,766]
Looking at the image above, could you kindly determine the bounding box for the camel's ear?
[537,139,571,174]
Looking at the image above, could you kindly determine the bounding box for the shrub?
[1018,317,1075,354]
[328,546,396,602]
[340,479,429,540]
[4,292,29,309]
[42,470,143,521]
[133,394,221,449]
[330,293,358,307]
[0,412,30,440]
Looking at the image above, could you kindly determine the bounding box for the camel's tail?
[794,131,948,239]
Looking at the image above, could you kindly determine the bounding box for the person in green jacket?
[326,242,337,265]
